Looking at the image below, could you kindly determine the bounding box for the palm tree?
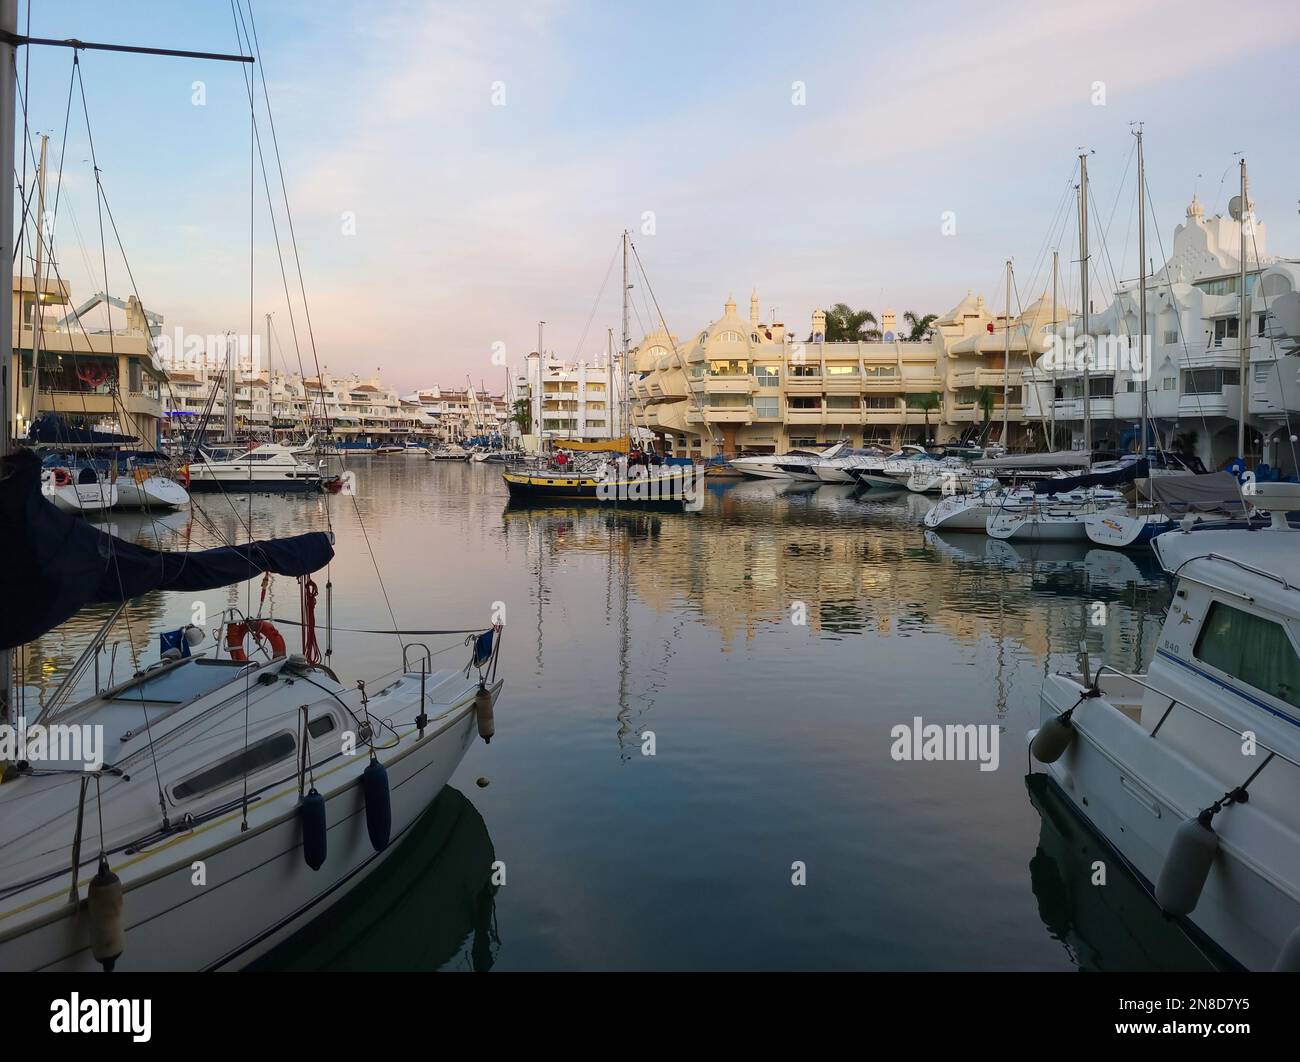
[902,311,937,342]
[510,397,532,435]
[974,386,995,426]
[905,391,942,443]
[815,303,882,342]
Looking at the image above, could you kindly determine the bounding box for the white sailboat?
[0,448,504,970]
[40,463,118,514]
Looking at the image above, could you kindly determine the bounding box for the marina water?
[18,459,1213,970]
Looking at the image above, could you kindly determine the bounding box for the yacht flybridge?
[1030,483,1300,970]
[0,449,504,971]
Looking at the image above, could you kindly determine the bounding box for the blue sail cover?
[28,412,139,447]
[1030,458,1149,495]
[0,449,334,650]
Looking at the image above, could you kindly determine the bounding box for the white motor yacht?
[1030,482,1300,970]
[846,446,933,488]
[731,443,845,481]
[813,446,890,483]
[182,442,323,492]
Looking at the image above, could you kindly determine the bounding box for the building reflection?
[500,484,1170,678]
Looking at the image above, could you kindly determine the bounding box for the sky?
[15,0,1300,393]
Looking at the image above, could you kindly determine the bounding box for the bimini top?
[0,448,334,650]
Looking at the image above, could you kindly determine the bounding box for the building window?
[754,366,780,387]
[864,396,896,410]
[754,397,779,417]
[826,364,859,376]
[826,395,859,409]
[1182,368,1240,395]
[715,330,744,343]
[1211,317,1239,346]
[788,364,821,378]
[787,397,822,410]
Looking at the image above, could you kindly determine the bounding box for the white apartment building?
[525,352,621,443]
[403,384,509,441]
[162,366,415,441]
[1025,194,1300,476]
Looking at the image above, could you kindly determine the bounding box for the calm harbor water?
[22,459,1214,971]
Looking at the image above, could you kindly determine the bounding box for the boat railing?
[1086,662,1300,775]
[1166,551,1299,596]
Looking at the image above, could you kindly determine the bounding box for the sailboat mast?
[1078,153,1091,455]
[1237,158,1250,462]
[1050,249,1058,451]
[1,0,16,721]
[29,134,48,424]
[1002,259,1011,448]
[621,229,630,448]
[1136,126,1148,457]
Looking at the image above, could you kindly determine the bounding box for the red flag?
[986,322,995,334]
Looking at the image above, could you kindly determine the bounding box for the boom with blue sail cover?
[0,449,333,650]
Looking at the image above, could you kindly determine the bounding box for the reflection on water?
[255,786,499,971]
[27,458,1180,969]
[1025,774,1217,971]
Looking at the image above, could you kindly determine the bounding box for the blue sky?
[17,0,1300,390]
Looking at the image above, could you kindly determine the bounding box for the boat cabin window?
[306,713,336,739]
[172,731,296,800]
[1193,602,1300,710]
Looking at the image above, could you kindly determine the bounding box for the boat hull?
[502,469,694,509]
[1036,675,1297,971]
[114,475,190,510]
[0,687,495,971]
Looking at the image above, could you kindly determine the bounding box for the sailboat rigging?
[0,4,504,972]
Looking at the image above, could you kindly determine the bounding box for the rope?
[299,576,321,664]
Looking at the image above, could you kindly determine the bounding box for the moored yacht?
[731,442,845,481]
[1030,482,1300,970]
[182,441,323,492]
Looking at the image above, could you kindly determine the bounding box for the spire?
[749,289,760,327]
[725,293,737,316]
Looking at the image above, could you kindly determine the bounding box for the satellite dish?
[1228,194,1253,221]
[884,331,895,342]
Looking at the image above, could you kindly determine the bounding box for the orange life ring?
[177,465,191,488]
[52,467,72,487]
[225,619,286,661]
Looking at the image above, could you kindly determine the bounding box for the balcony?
[703,375,755,394]
[784,375,824,391]
[704,406,754,423]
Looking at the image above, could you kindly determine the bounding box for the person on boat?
[555,449,569,470]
